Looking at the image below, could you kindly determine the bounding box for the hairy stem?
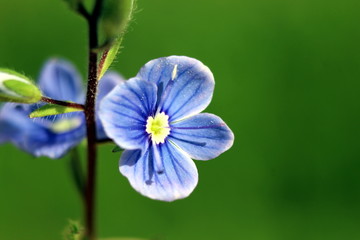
[77,2,91,20]
[40,96,85,110]
[84,36,98,240]
[84,0,103,239]
[84,51,98,240]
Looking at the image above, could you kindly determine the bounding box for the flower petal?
[38,59,84,102]
[119,141,198,201]
[169,113,234,160]
[97,71,125,102]
[24,121,86,159]
[99,78,157,150]
[137,56,214,121]
[0,103,40,144]
[96,71,125,140]
[0,103,85,158]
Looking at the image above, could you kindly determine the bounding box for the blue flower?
[0,59,124,158]
[99,56,234,201]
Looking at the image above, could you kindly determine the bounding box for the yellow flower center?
[146,112,170,144]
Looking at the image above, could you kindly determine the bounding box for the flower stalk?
[40,96,85,110]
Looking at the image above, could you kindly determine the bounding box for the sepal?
[98,37,123,80]
[112,145,123,153]
[29,104,83,118]
[100,0,136,40]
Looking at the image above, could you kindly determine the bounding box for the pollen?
[146,112,170,144]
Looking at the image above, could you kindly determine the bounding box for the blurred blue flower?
[0,59,124,158]
[99,56,234,201]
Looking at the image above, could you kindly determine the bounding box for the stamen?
[146,112,170,144]
[171,64,178,80]
[152,144,164,174]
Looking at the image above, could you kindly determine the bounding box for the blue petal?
[137,56,214,121]
[38,59,84,102]
[169,113,234,160]
[99,78,157,150]
[97,71,125,102]
[0,103,41,144]
[0,106,6,143]
[96,71,125,140]
[24,120,86,159]
[119,141,198,201]
[0,103,86,159]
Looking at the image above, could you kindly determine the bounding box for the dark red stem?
[40,96,85,110]
[83,0,103,239]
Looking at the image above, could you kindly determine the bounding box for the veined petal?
[99,78,157,150]
[38,59,84,102]
[137,56,214,121]
[0,103,85,158]
[119,141,198,201]
[169,113,234,160]
[96,71,125,140]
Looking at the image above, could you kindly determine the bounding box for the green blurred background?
[1,0,360,239]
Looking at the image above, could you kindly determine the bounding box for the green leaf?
[100,0,136,40]
[0,69,42,103]
[29,104,83,118]
[112,145,123,153]
[98,37,123,80]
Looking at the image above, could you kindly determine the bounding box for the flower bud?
[101,0,135,40]
[0,69,42,103]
